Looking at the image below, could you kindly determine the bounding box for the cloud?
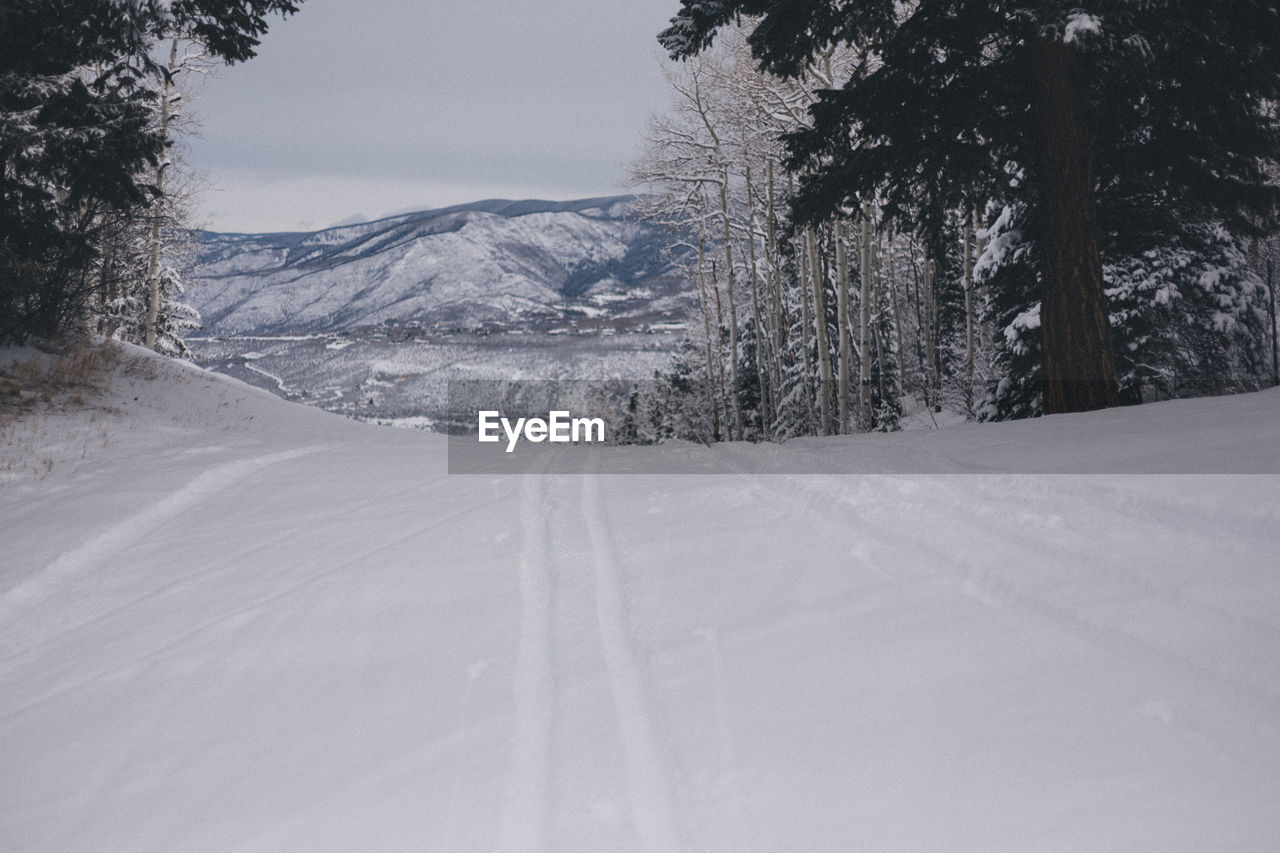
[186,0,676,232]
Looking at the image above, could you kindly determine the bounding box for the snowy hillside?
[190,197,693,335]
[3,341,1280,852]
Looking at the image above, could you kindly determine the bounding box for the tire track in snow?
[493,473,556,853]
[581,471,682,853]
[0,445,323,630]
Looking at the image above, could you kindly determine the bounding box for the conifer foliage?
[0,0,302,345]
[657,0,1280,416]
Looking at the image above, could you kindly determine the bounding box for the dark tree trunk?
[1268,251,1278,386]
[1027,36,1119,414]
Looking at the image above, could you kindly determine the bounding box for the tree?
[637,26,933,440]
[0,0,302,344]
[659,1,1280,415]
[980,198,1271,419]
[1,1,159,341]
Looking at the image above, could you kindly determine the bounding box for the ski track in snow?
[0,446,323,635]
[1,462,496,724]
[493,468,685,853]
[581,470,682,853]
[493,472,556,853]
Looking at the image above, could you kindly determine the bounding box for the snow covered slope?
[190,197,692,335]
[3,342,1280,852]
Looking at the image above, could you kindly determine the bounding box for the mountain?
[189,196,693,336]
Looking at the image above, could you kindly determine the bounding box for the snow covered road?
[3,345,1280,851]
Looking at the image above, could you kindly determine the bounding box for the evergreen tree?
[0,0,302,344]
[1,0,159,341]
[980,201,1271,419]
[660,0,1280,414]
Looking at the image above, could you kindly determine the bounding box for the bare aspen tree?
[807,227,834,435]
[835,219,853,434]
[631,58,734,439]
[924,252,941,413]
[797,225,818,432]
[696,226,723,439]
[1269,247,1279,386]
[717,177,742,439]
[886,228,907,394]
[144,37,181,349]
[636,22,1008,438]
[743,165,774,431]
[858,205,875,428]
[766,161,786,394]
[872,233,890,409]
[962,208,977,413]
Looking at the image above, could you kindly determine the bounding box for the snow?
[3,341,1280,852]
[190,198,690,337]
[1006,303,1042,345]
[1063,12,1103,44]
[366,415,437,431]
[974,204,1023,281]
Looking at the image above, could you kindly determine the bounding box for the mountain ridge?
[189,195,692,336]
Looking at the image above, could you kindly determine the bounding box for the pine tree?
[0,0,161,341]
[0,0,302,344]
[659,1,1280,415]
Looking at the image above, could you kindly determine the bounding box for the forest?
[630,3,1280,442]
[0,0,301,351]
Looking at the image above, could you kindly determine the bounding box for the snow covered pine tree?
[0,0,302,344]
[659,1,1280,414]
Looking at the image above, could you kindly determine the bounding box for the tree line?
[629,2,1280,441]
[1,0,302,351]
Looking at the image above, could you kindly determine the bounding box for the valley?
[188,325,682,429]
[185,196,694,426]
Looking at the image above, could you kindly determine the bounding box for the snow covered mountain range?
[190,196,692,335]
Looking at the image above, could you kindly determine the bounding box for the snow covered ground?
[3,341,1280,852]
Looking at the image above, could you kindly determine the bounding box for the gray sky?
[187,0,679,233]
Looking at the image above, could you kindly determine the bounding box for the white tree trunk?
[962,209,977,413]
[696,226,722,441]
[718,176,742,440]
[835,220,853,434]
[145,37,179,350]
[766,162,787,414]
[743,165,772,433]
[858,207,874,428]
[924,252,941,413]
[808,227,834,435]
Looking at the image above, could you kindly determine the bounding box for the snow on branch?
[1063,12,1103,44]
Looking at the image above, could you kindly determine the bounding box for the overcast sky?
[186,0,680,233]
